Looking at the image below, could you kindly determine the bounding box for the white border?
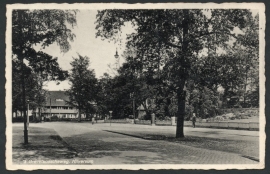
[6,3,266,170]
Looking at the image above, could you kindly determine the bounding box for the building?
[43,91,85,119]
[137,98,156,119]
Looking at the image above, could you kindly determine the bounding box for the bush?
[225,113,236,120]
[214,116,224,121]
[51,116,59,121]
[206,117,215,122]
[156,113,165,120]
[61,118,71,121]
[139,114,148,120]
[201,119,207,122]
[241,116,249,119]
[235,115,241,119]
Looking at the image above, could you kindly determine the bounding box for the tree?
[96,9,256,137]
[66,55,98,122]
[29,52,68,120]
[12,9,77,143]
[12,58,40,118]
[96,73,112,117]
[12,57,50,121]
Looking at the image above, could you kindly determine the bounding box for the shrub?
[201,119,207,122]
[241,116,249,119]
[215,116,224,121]
[235,115,241,119]
[51,116,59,121]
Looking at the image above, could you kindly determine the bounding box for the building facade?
[137,98,156,119]
[43,91,86,119]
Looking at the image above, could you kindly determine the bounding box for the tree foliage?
[66,54,99,121]
[96,9,258,137]
[12,9,77,143]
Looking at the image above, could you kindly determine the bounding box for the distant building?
[137,98,156,119]
[43,91,86,119]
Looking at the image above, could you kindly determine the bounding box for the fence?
[135,120,151,125]
[134,120,172,126]
[96,120,105,123]
[62,117,258,131]
[104,119,132,124]
[184,121,259,131]
[155,120,172,126]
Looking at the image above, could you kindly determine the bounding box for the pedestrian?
[192,113,196,128]
[92,117,95,125]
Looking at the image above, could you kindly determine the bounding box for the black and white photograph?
[5,3,265,170]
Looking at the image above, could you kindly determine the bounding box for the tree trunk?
[176,9,190,138]
[17,10,28,144]
[33,109,36,122]
[222,87,229,108]
[38,107,41,122]
[20,57,28,144]
[175,9,189,138]
[176,81,186,138]
[78,109,81,122]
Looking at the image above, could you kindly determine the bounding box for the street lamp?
[109,111,113,126]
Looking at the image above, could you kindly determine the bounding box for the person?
[92,117,95,125]
[192,113,196,128]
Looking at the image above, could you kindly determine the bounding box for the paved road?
[16,122,260,164]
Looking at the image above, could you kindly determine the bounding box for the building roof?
[45,91,70,106]
[137,105,145,110]
[137,104,156,111]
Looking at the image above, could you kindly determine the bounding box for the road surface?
[13,122,260,164]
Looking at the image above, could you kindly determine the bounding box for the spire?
[114,48,119,59]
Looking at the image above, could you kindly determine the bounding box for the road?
[13,122,260,164]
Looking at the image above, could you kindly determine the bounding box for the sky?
[40,9,258,91]
[40,10,129,91]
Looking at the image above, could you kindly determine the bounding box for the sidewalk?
[12,126,77,164]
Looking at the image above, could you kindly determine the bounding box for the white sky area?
[40,10,129,91]
[40,9,258,91]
